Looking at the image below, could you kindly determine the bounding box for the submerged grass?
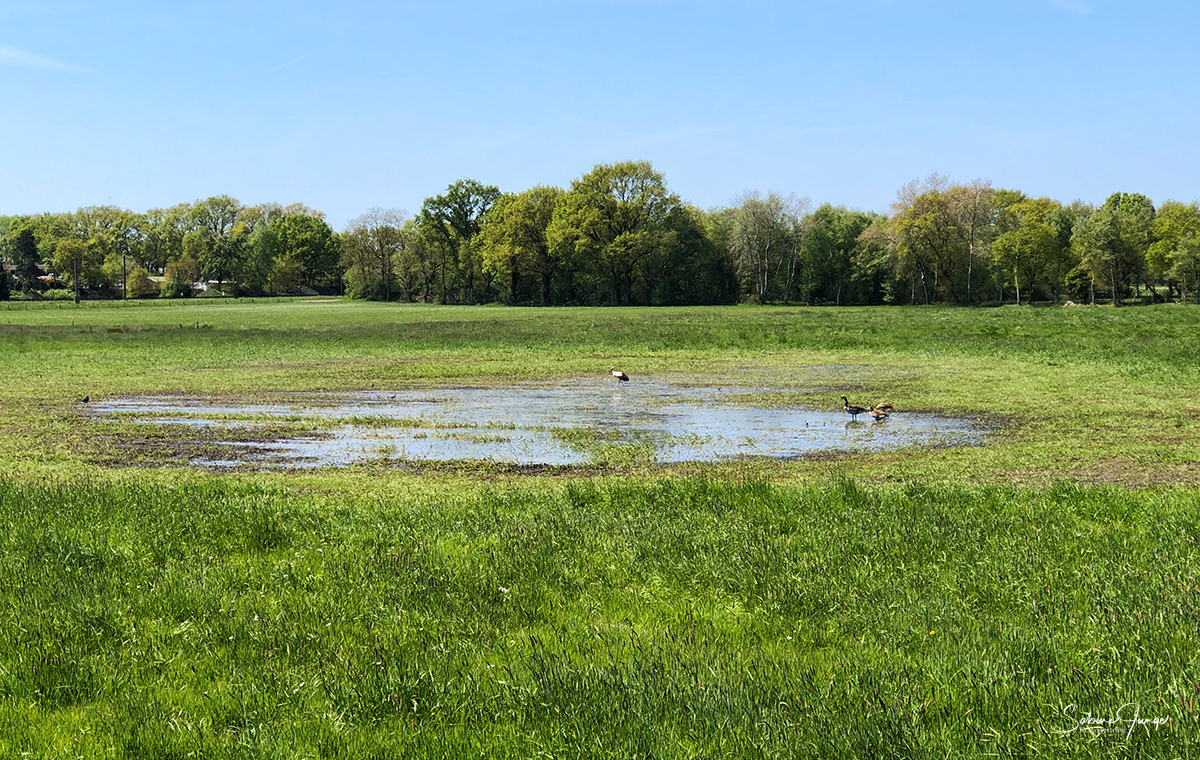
[0,476,1195,757]
[0,299,1197,481]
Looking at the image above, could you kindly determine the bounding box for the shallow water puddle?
[93,379,984,467]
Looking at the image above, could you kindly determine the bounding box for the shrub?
[126,267,159,299]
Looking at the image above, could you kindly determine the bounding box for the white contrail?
[0,43,91,73]
[265,46,330,75]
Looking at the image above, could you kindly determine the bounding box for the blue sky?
[2,0,1197,228]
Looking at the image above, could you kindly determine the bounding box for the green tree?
[796,204,879,305]
[727,191,794,302]
[1148,200,1200,304]
[8,227,42,292]
[992,223,1058,305]
[1071,192,1155,306]
[267,257,301,296]
[478,186,563,305]
[126,266,158,298]
[341,209,407,301]
[547,161,684,306]
[946,180,998,304]
[53,239,103,303]
[273,214,339,288]
[241,224,279,296]
[894,191,966,304]
[161,255,200,298]
[992,198,1075,302]
[420,179,501,303]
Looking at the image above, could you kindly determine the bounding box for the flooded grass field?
[3,302,1199,757]
[92,377,985,468]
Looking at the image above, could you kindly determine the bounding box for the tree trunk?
[541,270,550,307]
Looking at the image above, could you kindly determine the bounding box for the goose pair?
[843,397,894,421]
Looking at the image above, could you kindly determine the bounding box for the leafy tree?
[945,181,997,304]
[797,204,880,305]
[126,266,158,298]
[161,255,200,298]
[420,179,501,303]
[993,223,1058,304]
[894,191,966,304]
[851,216,896,304]
[642,204,738,306]
[478,186,563,305]
[273,214,339,288]
[102,254,140,296]
[1072,192,1155,306]
[8,227,42,292]
[547,161,685,306]
[190,196,243,239]
[992,198,1074,302]
[241,224,280,295]
[52,239,103,303]
[267,257,302,296]
[341,209,408,301]
[727,191,794,302]
[1148,200,1200,303]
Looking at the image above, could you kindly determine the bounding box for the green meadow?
[1,299,1197,757]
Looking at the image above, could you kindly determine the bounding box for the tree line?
[3,163,1197,306]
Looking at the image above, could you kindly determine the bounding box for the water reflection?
[93,378,984,467]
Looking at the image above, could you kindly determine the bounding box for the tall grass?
[0,476,1194,757]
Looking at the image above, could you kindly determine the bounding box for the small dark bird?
[81,395,89,404]
[868,406,888,421]
[610,367,629,383]
[842,396,868,420]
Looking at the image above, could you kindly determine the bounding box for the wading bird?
[610,367,630,383]
[869,405,889,421]
[842,396,868,420]
[873,402,895,413]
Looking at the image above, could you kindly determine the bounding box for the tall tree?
[478,186,564,305]
[420,179,501,304]
[894,191,966,304]
[1148,200,1200,304]
[1072,192,1155,306]
[52,239,102,303]
[8,227,42,292]
[547,161,684,306]
[341,209,408,301]
[273,213,340,289]
[946,180,997,304]
[727,191,791,303]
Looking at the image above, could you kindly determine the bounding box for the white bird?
[610,367,630,383]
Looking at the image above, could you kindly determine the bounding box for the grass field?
[0,299,1197,757]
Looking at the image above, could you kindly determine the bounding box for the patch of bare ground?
[80,422,328,469]
[1007,459,1200,487]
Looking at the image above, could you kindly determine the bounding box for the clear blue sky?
[2,0,1197,228]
